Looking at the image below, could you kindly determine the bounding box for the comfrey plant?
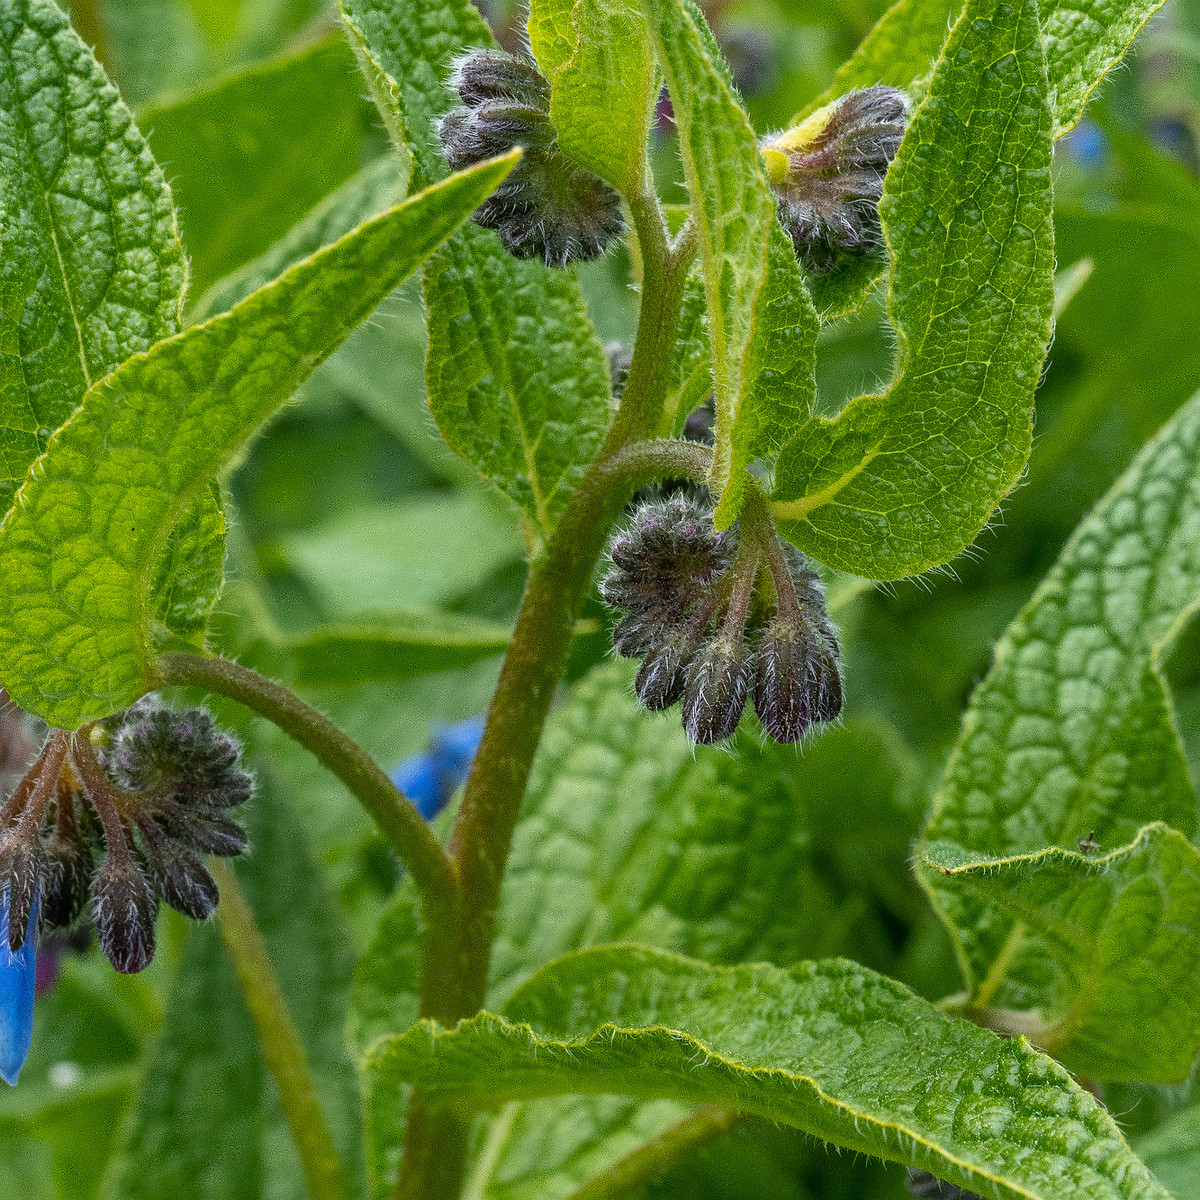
[1,0,1198,1197]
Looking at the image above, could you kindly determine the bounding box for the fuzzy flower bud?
[0,836,44,953]
[634,628,702,712]
[761,86,908,273]
[682,634,751,744]
[438,49,625,266]
[753,616,842,743]
[40,836,93,932]
[92,855,157,975]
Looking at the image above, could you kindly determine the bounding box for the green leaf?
[193,154,410,319]
[0,153,517,728]
[0,0,185,510]
[283,609,511,686]
[925,824,1200,1083]
[533,0,658,197]
[341,0,614,540]
[115,760,363,1200]
[661,273,711,436]
[640,0,780,508]
[351,663,921,1198]
[140,35,373,296]
[338,0,491,190]
[276,490,524,620]
[423,227,613,538]
[714,223,819,526]
[771,0,1054,580]
[918,387,1200,1081]
[149,480,226,649]
[367,945,1169,1200]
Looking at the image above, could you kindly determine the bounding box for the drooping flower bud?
[753,615,842,742]
[153,841,219,922]
[0,836,44,953]
[92,854,157,974]
[761,86,908,273]
[634,627,703,712]
[438,49,625,267]
[41,835,93,932]
[682,633,751,744]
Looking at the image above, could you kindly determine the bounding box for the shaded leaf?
[149,480,226,649]
[368,945,1169,1200]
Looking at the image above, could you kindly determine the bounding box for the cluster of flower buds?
[438,49,626,267]
[0,699,252,975]
[601,494,842,744]
[760,85,908,274]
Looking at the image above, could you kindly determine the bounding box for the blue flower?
[391,716,486,821]
[0,887,39,1087]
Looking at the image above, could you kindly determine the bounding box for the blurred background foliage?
[4,0,1200,1195]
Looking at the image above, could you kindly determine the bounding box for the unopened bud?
[682,634,751,744]
[154,843,219,921]
[41,836,93,931]
[438,49,625,266]
[761,86,907,273]
[93,855,157,974]
[753,616,842,743]
[634,629,701,712]
[160,805,248,858]
[0,837,43,952]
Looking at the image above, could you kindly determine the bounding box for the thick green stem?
[211,858,350,1200]
[156,653,457,912]
[563,1107,743,1200]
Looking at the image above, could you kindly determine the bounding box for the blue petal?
[390,753,444,820]
[430,716,486,782]
[0,889,38,1087]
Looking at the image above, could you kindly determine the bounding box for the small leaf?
[0,0,185,511]
[924,823,1200,1083]
[532,0,658,197]
[771,0,1054,580]
[141,35,373,295]
[149,481,226,650]
[639,0,780,506]
[367,945,1169,1200]
[0,154,517,728]
[919,386,1200,1079]
[283,610,511,687]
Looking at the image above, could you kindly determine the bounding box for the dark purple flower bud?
[158,804,248,858]
[438,49,625,267]
[761,86,908,273]
[682,634,751,744]
[153,843,219,921]
[0,836,44,953]
[634,629,700,711]
[40,836,93,931]
[753,616,843,743]
[92,856,157,974]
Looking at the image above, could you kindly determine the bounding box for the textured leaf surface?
[342,0,614,540]
[368,945,1169,1200]
[661,273,711,436]
[148,480,225,649]
[919,388,1200,1081]
[641,0,779,505]
[141,35,370,295]
[925,824,1200,1082]
[284,610,510,686]
[351,663,921,1198]
[117,761,362,1200]
[772,0,1054,579]
[0,0,184,510]
[0,155,516,727]
[535,0,658,196]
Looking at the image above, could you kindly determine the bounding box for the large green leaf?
[771,0,1054,580]
[350,663,922,1198]
[529,0,658,197]
[1136,1103,1200,1199]
[341,0,614,541]
[919,388,1200,1082]
[141,35,372,296]
[367,945,1169,1200]
[0,0,185,510]
[114,758,362,1200]
[0,153,516,728]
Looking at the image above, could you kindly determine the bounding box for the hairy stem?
[563,1107,744,1200]
[211,858,350,1200]
[156,653,457,912]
